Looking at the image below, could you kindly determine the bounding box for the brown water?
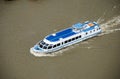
[0,0,120,79]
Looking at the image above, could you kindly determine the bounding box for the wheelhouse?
[39,41,53,49]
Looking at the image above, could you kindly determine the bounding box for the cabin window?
[39,44,43,48]
[90,31,92,33]
[41,41,45,45]
[93,30,95,31]
[86,32,88,35]
[53,45,57,48]
[79,35,81,38]
[97,28,100,30]
[72,38,75,41]
[97,27,100,30]
[43,46,47,49]
[45,44,49,46]
[57,43,60,46]
[68,39,71,42]
[48,46,52,49]
[76,36,79,39]
[65,40,68,43]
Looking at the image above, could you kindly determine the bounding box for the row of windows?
[53,35,82,48]
[64,35,81,44]
[39,41,50,49]
[39,35,82,49]
[40,41,49,46]
[39,28,100,49]
[86,28,100,35]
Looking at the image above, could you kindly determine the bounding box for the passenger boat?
[30,21,102,54]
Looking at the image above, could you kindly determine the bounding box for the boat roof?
[45,28,76,42]
[72,23,83,29]
[45,21,99,42]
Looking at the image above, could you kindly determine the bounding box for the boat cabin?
[38,22,97,50]
[72,22,94,32]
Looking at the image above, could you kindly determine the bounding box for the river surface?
[0,0,120,79]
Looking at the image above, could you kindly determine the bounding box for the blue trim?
[72,23,83,29]
[46,28,76,42]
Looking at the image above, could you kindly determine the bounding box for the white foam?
[30,47,71,57]
[99,16,120,36]
[30,48,58,57]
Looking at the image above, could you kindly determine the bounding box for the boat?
[30,21,102,54]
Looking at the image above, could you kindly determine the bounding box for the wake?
[30,16,120,57]
[98,16,120,36]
